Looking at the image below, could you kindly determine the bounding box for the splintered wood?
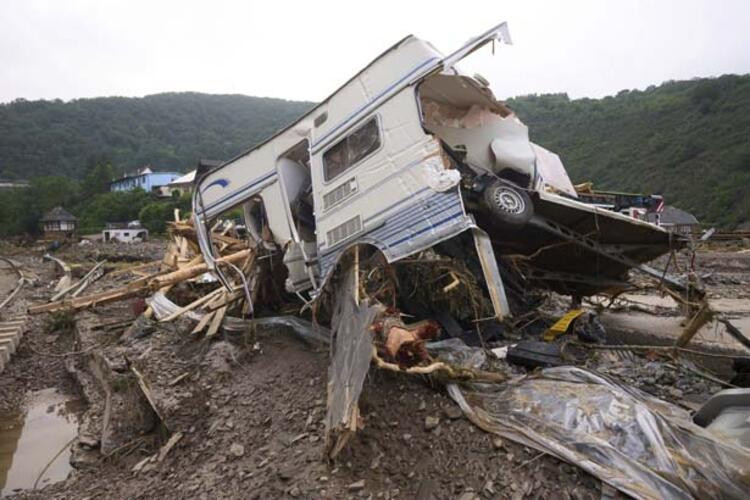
[28,217,261,339]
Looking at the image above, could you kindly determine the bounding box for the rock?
[444,405,462,420]
[348,480,366,491]
[483,480,496,495]
[492,437,504,450]
[229,443,245,457]
[402,433,412,441]
[457,491,479,500]
[418,400,426,411]
[78,434,100,450]
[132,455,155,473]
[289,486,300,497]
[668,387,684,399]
[278,467,297,481]
[425,415,440,431]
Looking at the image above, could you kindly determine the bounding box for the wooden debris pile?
[0,256,34,312]
[28,213,268,338]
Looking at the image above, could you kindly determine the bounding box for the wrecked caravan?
[192,22,682,318]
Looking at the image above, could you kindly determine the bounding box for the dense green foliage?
[0,161,191,237]
[0,92,311,237]
[0,92,313,180]
[1,76,748,232]
[507,74,750,227]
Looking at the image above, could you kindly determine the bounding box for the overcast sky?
[1,0,749,104]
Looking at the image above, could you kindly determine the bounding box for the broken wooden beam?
[28,250,251,315]
[148,249,252,291]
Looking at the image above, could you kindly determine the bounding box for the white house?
[102,222,148,243]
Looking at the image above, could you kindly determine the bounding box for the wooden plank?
[159,287,222,323]
[205,306,227,338]
[109,260,161,278]
[191,311,214,334]
[148,249,251,290]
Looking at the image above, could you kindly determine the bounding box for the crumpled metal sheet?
[325,265,379,443]
[429,340,750,499]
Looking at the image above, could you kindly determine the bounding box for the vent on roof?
[326,215,362,246]
[323,178,357,209]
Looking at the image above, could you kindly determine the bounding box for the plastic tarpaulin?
[430,342,750,499]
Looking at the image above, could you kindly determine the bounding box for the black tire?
[482,180,533,228]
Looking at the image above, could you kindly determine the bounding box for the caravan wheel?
[482,180,533,228]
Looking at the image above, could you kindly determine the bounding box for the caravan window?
[323,117,381,181]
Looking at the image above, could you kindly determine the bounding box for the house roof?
[41,206,77,222]
[111,166,182,185]
[168,170,196,186]
[645,206,699,225]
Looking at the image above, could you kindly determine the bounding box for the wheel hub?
[492,186,525,214]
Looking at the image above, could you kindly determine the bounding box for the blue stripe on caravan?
[200,171,277,214]
[368,194,457,240]
[387,211,464,247]
[373,200,461,244]
[318,188,443,254]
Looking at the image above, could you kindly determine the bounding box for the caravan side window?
[323,117,381,182]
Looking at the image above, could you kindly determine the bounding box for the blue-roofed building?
[110,167,182,193]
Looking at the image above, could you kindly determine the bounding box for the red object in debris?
[378,318,439,367]
[131,297,147,317]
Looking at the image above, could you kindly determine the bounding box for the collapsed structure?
[17,22,750,499]
[191,22,686,310]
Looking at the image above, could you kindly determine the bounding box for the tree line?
[0,161,191,237]
[1,75,749,230]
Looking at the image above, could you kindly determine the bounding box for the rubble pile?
[1,225,749,499]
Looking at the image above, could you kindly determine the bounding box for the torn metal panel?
[325,264,380,458]
[532,143,577,197]
[472,227,511,319]
[441,21,512,71]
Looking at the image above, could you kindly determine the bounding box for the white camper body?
[193,24,514,302]
[192,22,676,316]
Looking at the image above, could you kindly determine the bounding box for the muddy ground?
[0,239,748,499]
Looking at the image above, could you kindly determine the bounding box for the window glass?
[323,117,381,181]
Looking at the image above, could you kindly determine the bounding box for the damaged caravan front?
[192,22,685,319]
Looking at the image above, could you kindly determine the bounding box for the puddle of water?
[0,388,82,496]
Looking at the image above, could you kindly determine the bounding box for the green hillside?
[1,75,749,227]
[0,92,313,179]
[507,74,750,227]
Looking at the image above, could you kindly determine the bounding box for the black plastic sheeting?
[433,341,750,499]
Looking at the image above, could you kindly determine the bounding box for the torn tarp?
[442,362,750,499]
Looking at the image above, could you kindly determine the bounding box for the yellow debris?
[543,309,585,341]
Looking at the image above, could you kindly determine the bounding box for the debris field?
[1,216,749,499]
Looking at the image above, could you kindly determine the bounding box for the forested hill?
[0,92,314,179]
[1,74,749,226]
[507,74,750,227]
